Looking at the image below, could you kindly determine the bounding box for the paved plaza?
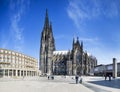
[0,76,120,92]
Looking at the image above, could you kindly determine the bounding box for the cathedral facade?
[39,10,97,76]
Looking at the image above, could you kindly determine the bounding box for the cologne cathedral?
[39,10,97,76]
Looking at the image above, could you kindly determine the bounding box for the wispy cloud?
[67,0,120,29]
[9,0,30,52]
[66,0,120,64]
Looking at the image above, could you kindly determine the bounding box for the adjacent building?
[94,62,120,77]
[39,10,97,76]
[0,48,39,77]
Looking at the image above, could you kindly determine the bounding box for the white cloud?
[67,0,89,28]
[66,0,120,65]
[9,0,30,52]
[67,0,120,28]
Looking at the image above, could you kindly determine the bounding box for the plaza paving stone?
[0,76,93,92]
[0,76,120,92]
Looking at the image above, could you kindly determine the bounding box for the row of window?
[0,59,37,65]
[0,55,36,61]
[0,49,36,61]
[0,58,36,65]
[0,49,38,70]
[0,64,37,69]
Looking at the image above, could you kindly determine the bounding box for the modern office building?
[94,62,120,77]
[39,10,97,76]
[0,48,39,78]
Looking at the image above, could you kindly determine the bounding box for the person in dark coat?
[104,73,107,80]
[109,75,111,81]
[75,75,79,84]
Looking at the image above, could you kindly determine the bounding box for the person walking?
[75,75,79,84]
[109,75,111,81]
[105,74,107,80]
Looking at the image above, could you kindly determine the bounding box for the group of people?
[48,75,54,80]
[104,74,112,81]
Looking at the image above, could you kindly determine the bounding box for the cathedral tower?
[72,37,83,75]
[39,9,55,75]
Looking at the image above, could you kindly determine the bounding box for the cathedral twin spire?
[40,9,55,75]
[40,9,97,76]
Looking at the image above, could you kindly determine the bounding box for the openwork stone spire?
[40,9,55,75]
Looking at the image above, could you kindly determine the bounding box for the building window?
[12,52,15,55]
[9,51,11,54]
[12,60,15,63]
[5,70,8,76]
[5,51,7,53]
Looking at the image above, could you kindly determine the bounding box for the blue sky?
[0,0,120,64]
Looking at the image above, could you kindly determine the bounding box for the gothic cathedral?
[40,10,97,76]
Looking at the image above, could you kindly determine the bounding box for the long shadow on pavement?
[88,78,120,89]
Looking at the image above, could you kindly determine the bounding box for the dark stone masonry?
[39,9,97,76]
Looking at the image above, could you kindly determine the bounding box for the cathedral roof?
[53,50,69,55]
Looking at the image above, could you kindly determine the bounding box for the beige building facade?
[0,48,39,78]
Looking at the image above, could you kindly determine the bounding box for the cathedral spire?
[77,37,79,41]
[44,9,49,28]
[46,9,48,17]
[49,21,52,31]
[76,37,80,44]
[73,37,75,44]
[40,9,55,75]
[81,41,83,49]
[72,37,75,50]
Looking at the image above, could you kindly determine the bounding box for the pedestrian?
[51,76,54,80]
[109,75,111,81]
[105,75,107,80]
[75,75,79,84]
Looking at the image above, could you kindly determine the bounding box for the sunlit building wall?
[0,48,39,77]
